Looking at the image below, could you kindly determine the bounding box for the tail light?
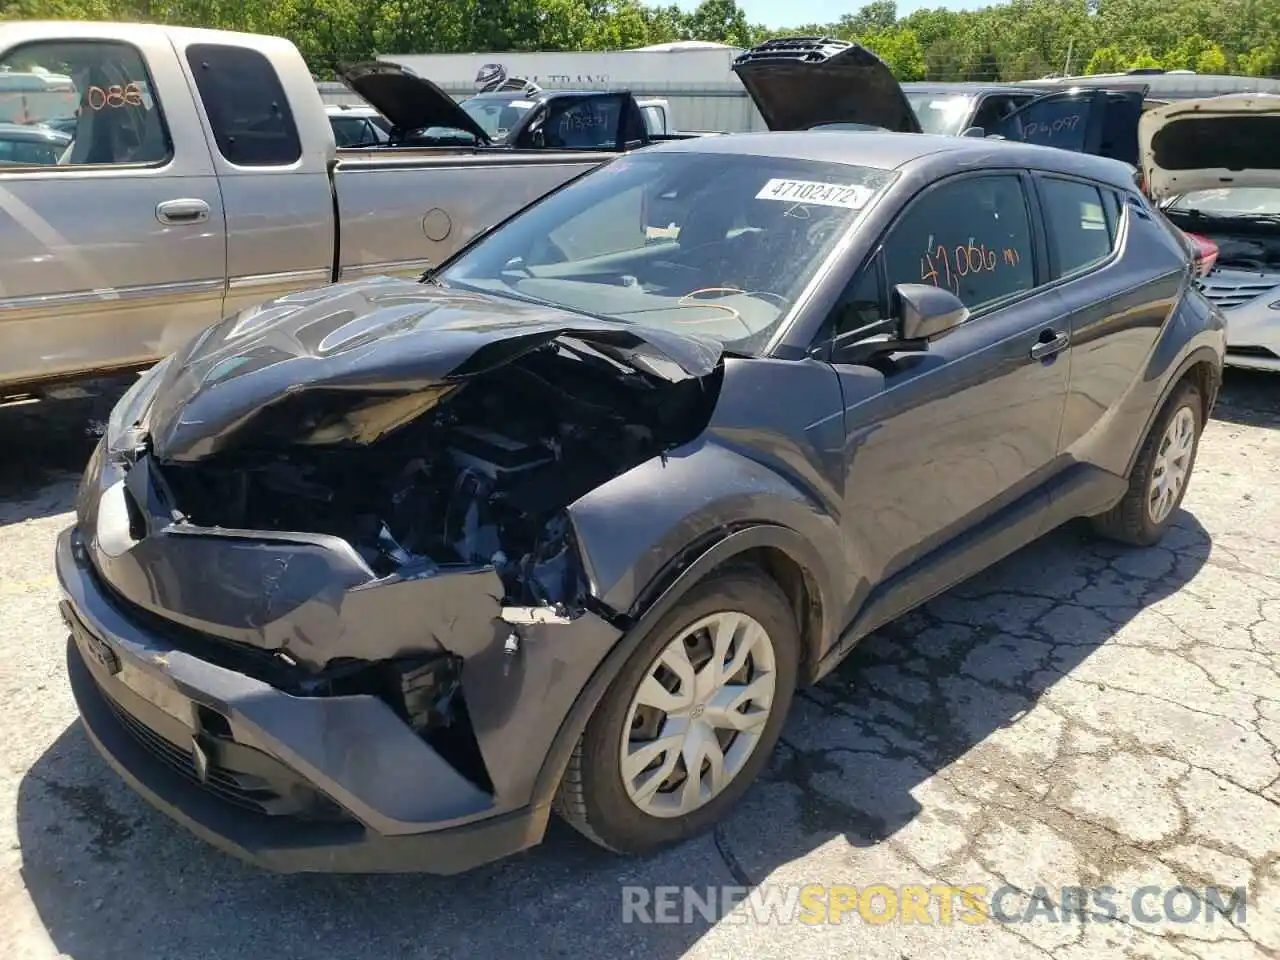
[1183,231,1218,277]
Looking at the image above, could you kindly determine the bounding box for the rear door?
[991,87,1148,162]
[1032,173,1186,471]
[0,28,228,389]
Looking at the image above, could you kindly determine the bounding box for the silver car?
[1140,94,1280,372]
[1162,187,1280,372]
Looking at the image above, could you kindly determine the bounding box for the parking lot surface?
[0,372,1276,960]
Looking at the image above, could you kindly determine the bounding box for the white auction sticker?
[755,178,873,210]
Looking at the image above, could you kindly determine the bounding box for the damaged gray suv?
[58,130,1224,874]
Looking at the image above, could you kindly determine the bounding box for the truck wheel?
[554,569,799,854]
[1091,378,1203,547]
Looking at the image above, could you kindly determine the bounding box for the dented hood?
[139,277,722,462]
[731,37,922,134]
[337,61,492,142]
[1140,94,1280,199]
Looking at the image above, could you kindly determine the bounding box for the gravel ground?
[0,370,1276,960]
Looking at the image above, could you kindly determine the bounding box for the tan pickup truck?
[0,21,698,398]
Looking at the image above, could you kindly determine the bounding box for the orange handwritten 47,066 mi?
[920,242,1021,292]
[85,82,145,111]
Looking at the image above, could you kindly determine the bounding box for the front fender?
[565,435,845,640]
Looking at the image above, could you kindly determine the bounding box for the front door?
[0,33,227,388]
[824,172,1071,631]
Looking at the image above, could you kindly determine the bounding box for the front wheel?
[1091,378,1203,546]
[554,569,799,854]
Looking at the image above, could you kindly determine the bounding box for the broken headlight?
[107,355,173,451]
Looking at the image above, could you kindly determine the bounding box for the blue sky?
[678,0,996,28]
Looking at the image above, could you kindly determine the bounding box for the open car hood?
[1140,94,1280,199]
[337,62,492,143]
[731,37,922,134]
[136,277,722,462]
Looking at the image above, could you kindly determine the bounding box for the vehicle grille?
[102,692,280,816]
[1197,270,1280,310]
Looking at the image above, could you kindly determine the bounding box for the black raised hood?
[338,61,492,143]
[732,37,922,134]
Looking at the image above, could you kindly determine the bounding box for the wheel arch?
[530,523,833,810]
[1124,345,1222,478]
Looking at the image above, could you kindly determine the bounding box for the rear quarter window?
[185,43,302,166]
[1037,177,1116,277]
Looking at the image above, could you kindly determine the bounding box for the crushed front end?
[57,282,722,872]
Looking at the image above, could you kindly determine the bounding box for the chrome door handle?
[156,199,210,225]
[1030,330,1070,360]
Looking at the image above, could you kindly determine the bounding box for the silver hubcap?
[1148,405,1196,525]
[620,611,777,818]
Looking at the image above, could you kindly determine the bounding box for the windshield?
[1168,187,1280,218]
[439,151,896,353]
[906,93,975,136]
[461,96,535,140]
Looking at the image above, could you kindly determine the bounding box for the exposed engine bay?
[155,336,721,608]
[1199,231,1280,273]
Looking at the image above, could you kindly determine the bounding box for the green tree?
[1084,45,1125,74]
[1238,44,1280,76]
[1127,49,1162,70]
[5,0,1279,82]
[685,0,751,46]
[1196,43,1228,74]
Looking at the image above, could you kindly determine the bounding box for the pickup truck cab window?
[905,93,975,136]
[0,39,171,167]
[441,151,897,353]
[882,175,1036,311]
[184,43,301,166]
[1037,176,1115,277]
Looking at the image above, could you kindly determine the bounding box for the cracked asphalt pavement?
[0,371,1276,960]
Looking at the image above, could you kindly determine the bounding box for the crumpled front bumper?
[57,518,622,873]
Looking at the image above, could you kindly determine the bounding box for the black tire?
[553,568,799,854]
[1090,378,1203,547]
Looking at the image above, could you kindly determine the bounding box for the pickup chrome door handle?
[1030,329,1070,361]
[156,199,210,225]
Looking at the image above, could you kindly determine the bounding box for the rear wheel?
[554,569,799,854]
[1091,379,1203,546]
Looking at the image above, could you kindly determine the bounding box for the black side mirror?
[894,283,968,340]
[823,283,967,366]
[960,125,986,137]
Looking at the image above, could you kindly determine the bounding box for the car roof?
[650,130,1138,188]
[0,121,70,141]
[325,104,380,116]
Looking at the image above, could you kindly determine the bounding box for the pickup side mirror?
[825,282,967,366]
[895,283,968,340]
